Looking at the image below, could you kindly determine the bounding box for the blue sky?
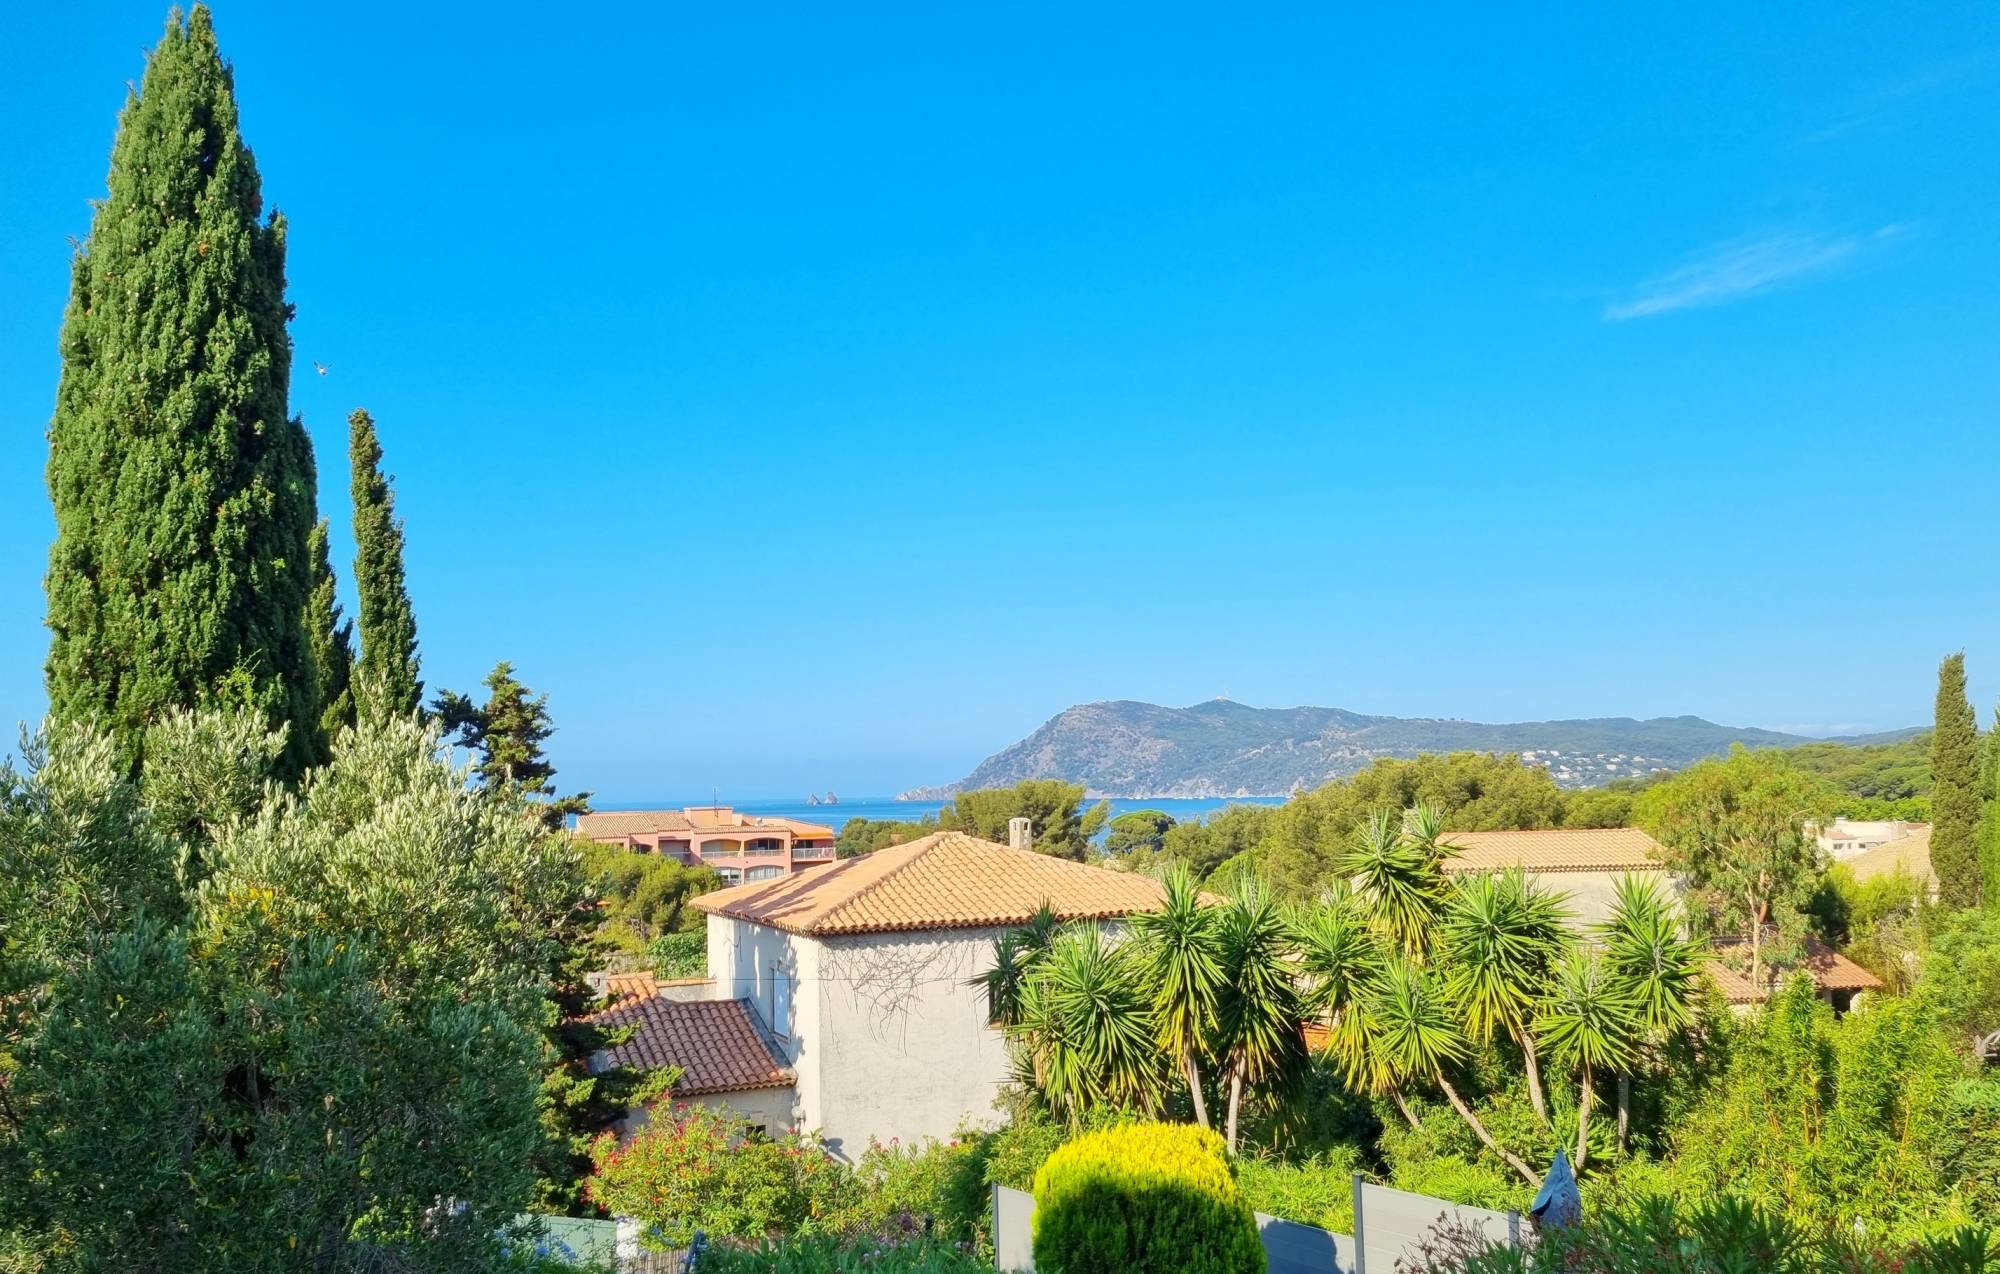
[3,5,1997,801]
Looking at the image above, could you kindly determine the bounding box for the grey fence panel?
[1352,1179,1522,1273]
[1257,1213,1358,1274]
[993,1184,1038,1272]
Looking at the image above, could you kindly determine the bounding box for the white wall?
[806,927,1014,1160]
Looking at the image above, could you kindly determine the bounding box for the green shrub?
[1031,1122,1265,1274]
[1234,1146,1365,1234]
[1413,1194,1996,1274]
[700,1234,987,1273]
[649,930,706,979]
[855,1134,993,1248]
[584,1104,861,1247]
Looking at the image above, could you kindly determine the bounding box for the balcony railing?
[792,845,833,858]
[743,846,784,857]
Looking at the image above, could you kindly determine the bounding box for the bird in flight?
[313,362,330,376]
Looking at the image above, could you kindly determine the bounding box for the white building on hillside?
[1816,817,1927,861]
[595,830,1173,1159]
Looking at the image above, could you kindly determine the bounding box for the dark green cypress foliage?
[44,6,321,778]
[1982,704,2000,908]
[348,408,421,719]
[306,519,355,747]
[434,662,592,831]
[1930,652,1982,909]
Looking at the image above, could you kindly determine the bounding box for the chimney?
[1008,817,1033,852]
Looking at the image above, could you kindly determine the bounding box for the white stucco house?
[594,830,1173,1159]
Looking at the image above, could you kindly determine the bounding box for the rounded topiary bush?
[1030,1122,1265,1274]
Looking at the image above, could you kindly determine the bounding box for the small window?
[771,968,792,1039]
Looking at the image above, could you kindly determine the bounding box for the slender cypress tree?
[349,408,422,719]
[306,519,356,746]
[1930,652,1982,909]
[1982,704,2000,908]
[45,6,321,777]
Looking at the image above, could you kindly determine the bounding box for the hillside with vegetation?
[904,698,1908,799]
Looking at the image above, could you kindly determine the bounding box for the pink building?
[575,806,838,884]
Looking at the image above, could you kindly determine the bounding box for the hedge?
[1030,1122,1265,1274]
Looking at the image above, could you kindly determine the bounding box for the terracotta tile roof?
[1440,827,1664,873]
[590,997,793,1094]
[692,831,1173,936]
[1845,827,1935,889]
[576,808,836,841]
[576,810,694,837]
[1704,935,1883,1003]
[604,971,661,1005]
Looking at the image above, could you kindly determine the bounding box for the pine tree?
[434,662,591,831]
[349,408,421,719]
[1982,704,2000,909]
[44,6,321,777]
[306,519,355,747]
[1930,652,1982,909]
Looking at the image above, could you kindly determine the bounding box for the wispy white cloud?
[1800,55,1987,145]
[1603,225,1908,321]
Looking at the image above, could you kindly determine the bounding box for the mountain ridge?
[899,699,1922,799]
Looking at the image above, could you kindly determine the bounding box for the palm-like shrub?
[1439,869,1571,1125]
[1031,1123,1265,1274]
[1010,924,1164,1121]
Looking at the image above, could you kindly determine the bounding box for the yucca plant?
[1597,874,1704,1153]
[1214,881,1305,1153]
[1338,805,1454,960]
[1130,865,1224,1129]
[1535,948,1641,1171]
[1010,924,1164,1123]
[1374,957,1539,1184]
[1439,869,1574,1125]
[970,903,1059,1027]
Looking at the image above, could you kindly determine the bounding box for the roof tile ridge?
[815,831,961,931]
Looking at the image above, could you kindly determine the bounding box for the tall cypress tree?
[306,519,356,746]
[349,408,421,719]
[1930,652,1982,909]
[45,6,321,777]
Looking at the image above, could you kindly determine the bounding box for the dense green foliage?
[1636,745,1832,987]
[701,1235,988,1273]
[1933,654,1984,908]
[1669,978,1997,1234]
[1031,1123,1265,1274]
[306,519,356,744]
[349,408,423,721]
[837,810,942,856]
[1105,807,1175,855]
[1418,1196,1995,1274]
[1778,732,1932,811]
[0,711,586,1270]
[435,661,592,831]
[586,1105,855,1248]
[945,779,1109,860]
[43,7,322,779]
[578,841,718,956]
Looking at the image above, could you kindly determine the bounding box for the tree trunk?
[1750,893,1769,999]
[1186,1054,1211,1130]
[1519,1031,1550,1125]
[1616,1073,1630,1156]
[1224,1063,1244,1154]
[1435,1072,1537,1185]
[1575,1065,1593,1172]
[1389,1085,1423,1131]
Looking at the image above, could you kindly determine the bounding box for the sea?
[600,794,1286,830]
